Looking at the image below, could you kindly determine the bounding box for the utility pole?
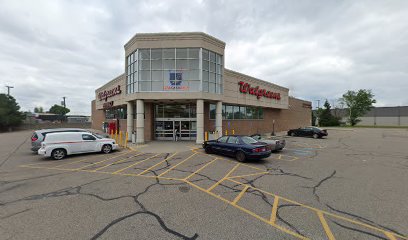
[315,99,320,109]
[62,97,66,108]
[5,85,14,96]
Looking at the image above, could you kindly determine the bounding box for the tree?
[49,104,70,116]
[340,89,376,126]
[317,100,340,126]
[34,106,44,113]
[0,94,25,131]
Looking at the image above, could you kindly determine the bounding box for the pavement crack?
[331,220,388,240]
[326,204,405,237]
[267,167,312,180]
[0,136,29,168]
[1,208,31,219]
[306,170,336,202]
[0,177,110,206]
[91,178,199,240]
[276,204,305,237]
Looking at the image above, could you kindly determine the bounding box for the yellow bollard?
[125,132,128,148]
[205,132,208,141]
[119,131,122,147]
[225,130,228,136]
[115,129,118,143]
[232,129,235,135]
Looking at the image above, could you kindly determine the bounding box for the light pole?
[5,85,14,96]
[62,97,67,108]
[272,119,275,136]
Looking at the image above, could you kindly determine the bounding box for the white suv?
[38,132,118,160]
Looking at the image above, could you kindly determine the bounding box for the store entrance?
[155,119,196,140]
[154,104,197,141]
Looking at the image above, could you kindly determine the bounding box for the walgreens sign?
[238,81,281,100]
[98,85,122,102]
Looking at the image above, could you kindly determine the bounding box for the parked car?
[202,135,271,162]
[31,128,89,152]
[38,132,118,160]
[287,127,328,138]
[250,134,286,152]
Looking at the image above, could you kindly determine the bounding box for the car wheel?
[313,133,319,139]
[235,151,246,162]
[291,132,296,137]
[51,149,66,160]
[205,146,213,154]
[102,144,112,154]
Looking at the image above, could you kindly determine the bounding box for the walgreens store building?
[92,32,311,144]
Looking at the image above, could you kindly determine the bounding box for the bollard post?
[232,129,235,135]
[225,130,228,136]
[115,129,118,143]
[125,132,128,148]
[205,131,208,141]
[119,131,122,147]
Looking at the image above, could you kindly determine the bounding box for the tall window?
[126,48,223,94]
[126,51,138,94]
[202,49,223,94]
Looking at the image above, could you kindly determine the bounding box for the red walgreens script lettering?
[98,85,122,102]
[238,81,281,100]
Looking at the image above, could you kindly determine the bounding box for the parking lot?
[1,128,407,240]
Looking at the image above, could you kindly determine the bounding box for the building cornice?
[124,32,226,52]
[224,69,289,92]
[95,73,125,92]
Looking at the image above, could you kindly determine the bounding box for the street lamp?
[5,85,14,96]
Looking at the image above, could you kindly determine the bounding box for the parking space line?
[207,163,240,192]
[53,150,132,168]
[270,196,279,224]
[232,185,249,205]
[317,211,336,240]
[226,178,407,240]
[157,152,198,177]
[384,231,398,240]
[183,157,218,181]
[73,152,141,171]
[184,179,307,239]
[137,152,178,176]
[112,153,161,174]
[91,152,145,172]
[228,172,269,179]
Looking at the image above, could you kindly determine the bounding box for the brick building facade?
[91,32,312,143]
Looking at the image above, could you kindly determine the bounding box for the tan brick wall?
[91,100,106,130]
[144,102,154,141]
[276,97,312,131]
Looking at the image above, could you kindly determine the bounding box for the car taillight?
[31,136,38,141]
[253,147,266,152]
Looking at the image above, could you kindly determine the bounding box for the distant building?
[331,106,408,126]
[66,115,91,123]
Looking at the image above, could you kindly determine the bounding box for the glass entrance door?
[155,119,196,140]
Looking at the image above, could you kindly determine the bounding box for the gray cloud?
[1,0,407,114]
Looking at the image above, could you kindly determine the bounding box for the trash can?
[131,131,136,144]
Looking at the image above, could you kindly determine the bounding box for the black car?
[287,127,328,138]
[202,135,271,162]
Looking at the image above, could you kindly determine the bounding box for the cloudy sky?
[1,0,407,114]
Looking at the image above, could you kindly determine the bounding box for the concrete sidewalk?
[127,140,200,153]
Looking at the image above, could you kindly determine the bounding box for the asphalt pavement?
[0,128,407,239]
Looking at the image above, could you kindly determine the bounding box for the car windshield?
[93,134,103,139]
[241,136,258,144]
[310,127,323,131]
